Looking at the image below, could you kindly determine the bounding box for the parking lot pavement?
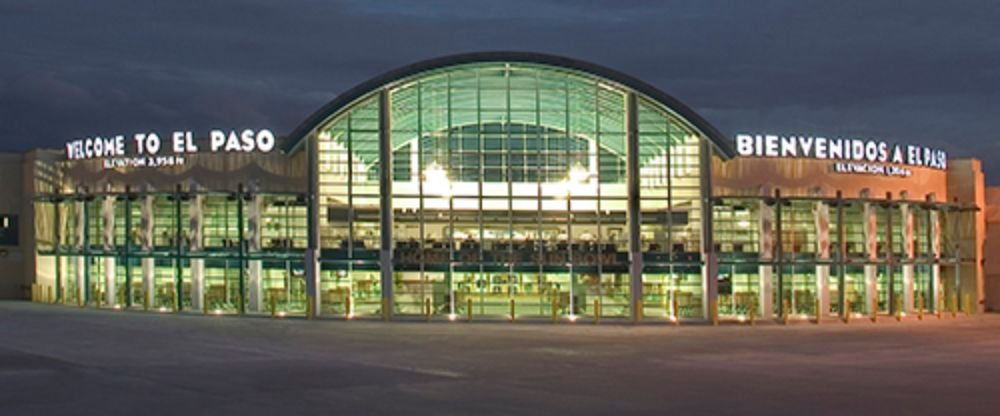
[2,301,999,415]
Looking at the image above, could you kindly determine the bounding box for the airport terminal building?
[16,52,990,322]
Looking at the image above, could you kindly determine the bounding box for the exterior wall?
[946,159,987,312]
[0,153,26,299]
[712,156,949,200]
[711,155,981,317]
[985,187,1000,311]
[52,148,307,195]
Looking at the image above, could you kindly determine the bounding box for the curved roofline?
[282,51,734,158]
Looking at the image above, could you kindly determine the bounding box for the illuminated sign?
[65,129,276,168]
[734,133,946,178]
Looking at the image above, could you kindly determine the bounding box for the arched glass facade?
[314,61,714,319]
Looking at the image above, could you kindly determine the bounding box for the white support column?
[102,194,116,306]
[758,198,775,318]
[189,191,205,311]
[931,209,942,312]
[815,201,831,317]
[75,200,86,302]
[864,202,878,314]
[140,193,155,306]
[246,193,263,313]
[305,132,322,318]
[901,203,915,313]
[698,140,717,322]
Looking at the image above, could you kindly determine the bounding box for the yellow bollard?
[426,297,433,322]
[963,294,971,317]
[30,284,36,302]
[844,297,851,324]
[508,298,515,323]
[671,295,680,327]
[748,297,756,327]
[466,297,473,322]
[551,296,558,324]
[307,295,316,320]
[815,298,822,325]
[917,293,924,321]
[62,287,68,305]
[382,298,390,321]
[782,299,790,325]
[95,285,102,309]
[270,294,277,318]
[47,286,53,304]
[593,298,600,325]
[895,296,903,322]
[345,296,352,320]
[843,297,851,324]
[951,293,957,318]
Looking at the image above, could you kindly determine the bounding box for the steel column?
[625,92,642,322]
[378,88,394,319]
[699,139,717,321]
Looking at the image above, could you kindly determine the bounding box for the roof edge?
[281,51,735,158]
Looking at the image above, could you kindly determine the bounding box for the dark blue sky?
[2,1,998,182]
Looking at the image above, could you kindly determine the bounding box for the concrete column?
[815,201,831,317]
[102,194,116,306]
[305,132,322,318]
[931,209,942,312]
[625,92,643,321]
[189,191,204,311]
[864,202,878,314]
[246,193,263,313]
[75,200,86,303]
[758,198,775,318]
[901,202,915,313]
[699,140,717,321]
[140,193,155,306]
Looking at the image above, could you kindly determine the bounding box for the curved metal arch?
[282,51,734,158]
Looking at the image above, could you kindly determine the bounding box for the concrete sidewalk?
[1,301,998,415]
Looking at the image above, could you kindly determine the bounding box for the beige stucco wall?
[983,187,1000,311]
[946,159,986,312]
[712,155,949,201]
[45,149,307,195]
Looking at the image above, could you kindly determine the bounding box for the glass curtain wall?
[713,198,760,317]
[316,61,708,320]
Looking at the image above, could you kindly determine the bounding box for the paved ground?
[2,302,999,415]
